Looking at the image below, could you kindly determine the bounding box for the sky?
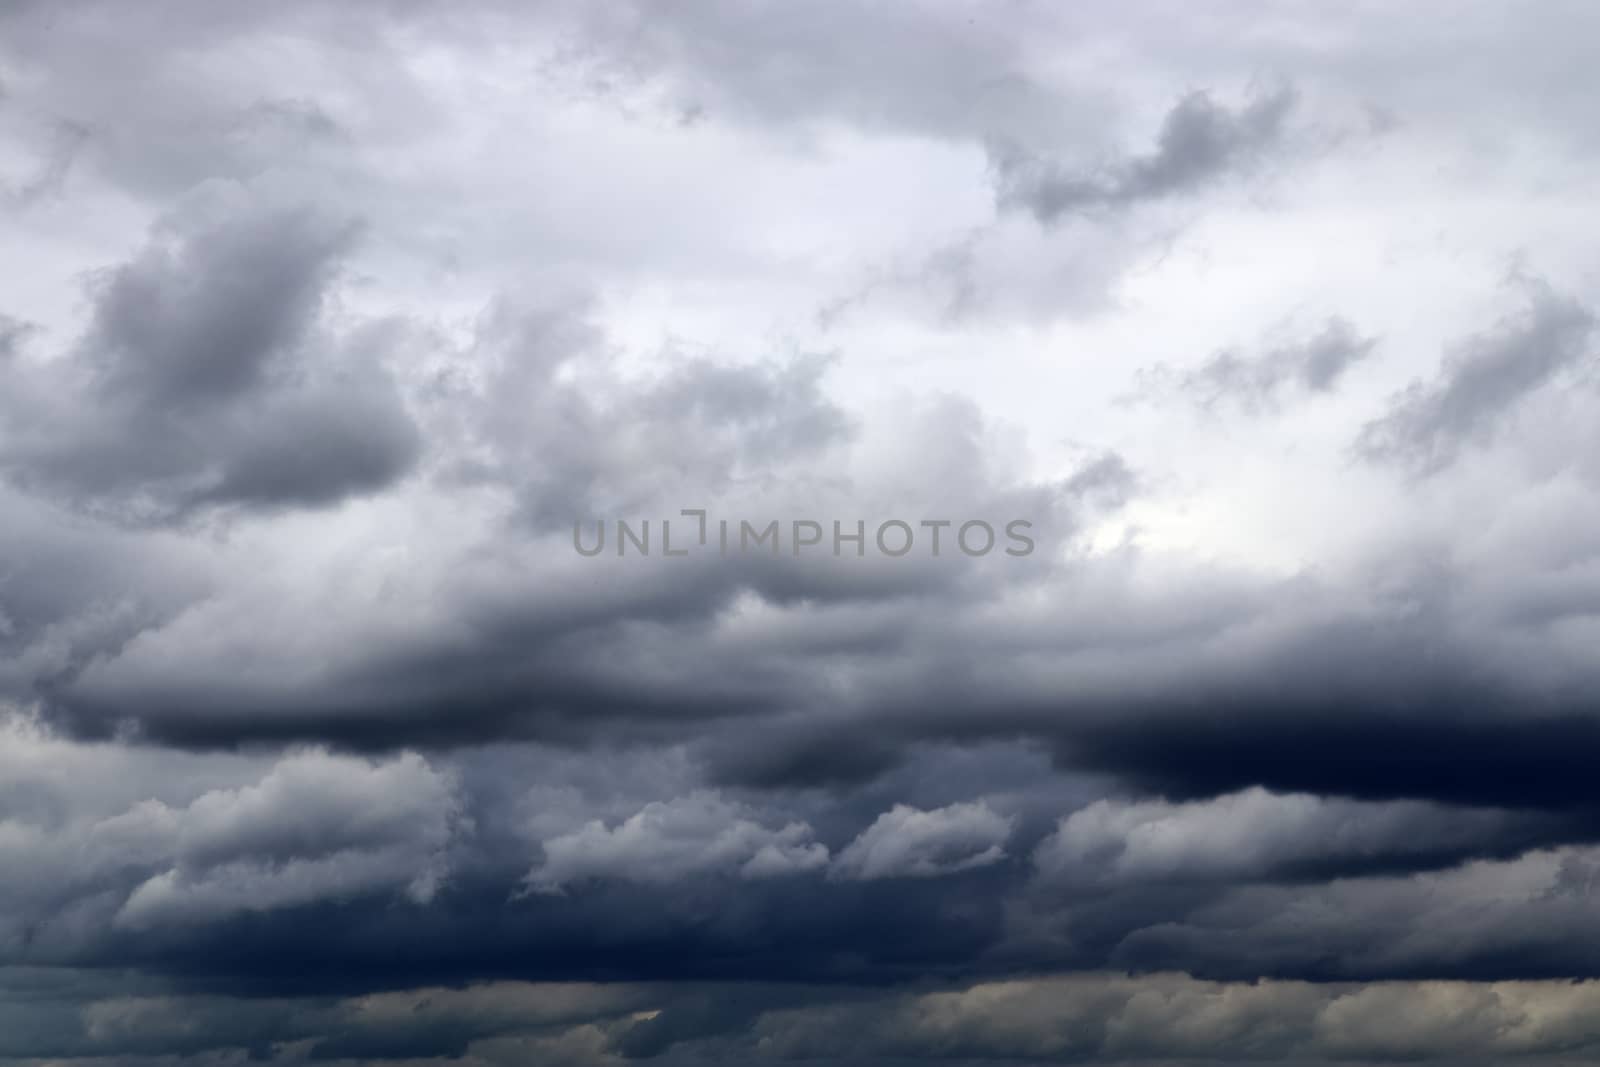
[3,1,1600,1064]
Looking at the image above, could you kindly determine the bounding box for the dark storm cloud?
[1356,286,1595,474]
[1135,318,1378,413]
[0,181,421,521]
[34,433,1114,750]
[992,87,1297,223]
[8,2,1600,1063]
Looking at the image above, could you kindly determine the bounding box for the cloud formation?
[525,792,828,892]
[3,2,1600,1063]
[1356,286,1595,473]
[992,87,1297,222]
[0,180,420,521]
[1137,318,1379,413]
[831,801,1013,880]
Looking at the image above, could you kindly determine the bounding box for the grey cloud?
[1099,844,1600,981]
[8,2,1600,1059]
[535,0,1080,145]
[1062,450,1139,505]
[24,970,1600,1065]
[432,296,853,529]
[1137,318,1378,413]
[0,727,463,945]
[1357,287,1595,474]
[1033,788,1559,889]
[0,314,31,356]
[25,970,1600,1064]
[735,972,1600,1064]
[35,381,1107,753]
[0,180,420,522]
[993,86,1297,223]
[525,791,828,893]
[0,101,86,207]
[113,749,464,929]
[830,800,1013,881]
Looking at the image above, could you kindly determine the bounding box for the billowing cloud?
[526,792,828,893]
[0,718,463,944]
[831,801,1014,880]
[0,179,420,521]
[113,749,464,928]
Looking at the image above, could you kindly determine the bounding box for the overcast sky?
[4,2,1600,1064]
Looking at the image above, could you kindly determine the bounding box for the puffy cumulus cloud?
[0,178,420,522]
[114,749,464,928]
[830,800,1014,881]
[525,792,828,893]
[0,717,464,946]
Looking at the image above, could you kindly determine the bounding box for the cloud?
[433,296,853,529]
[1356,285,1595,474]
[25,969,1600,1064]
[0,178,420,522]
[525,792,828,893]
[1033,788,1563,888]
[1093,843,1600,981]
[0,107,86,207]
[740,972,1600,1064]
[831,801,1013,880]
[110,748,463,929]
[992,87,1297,223]
[0,736,466,935]
[1136,318,1378,414]
[9,2,1600,1059]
